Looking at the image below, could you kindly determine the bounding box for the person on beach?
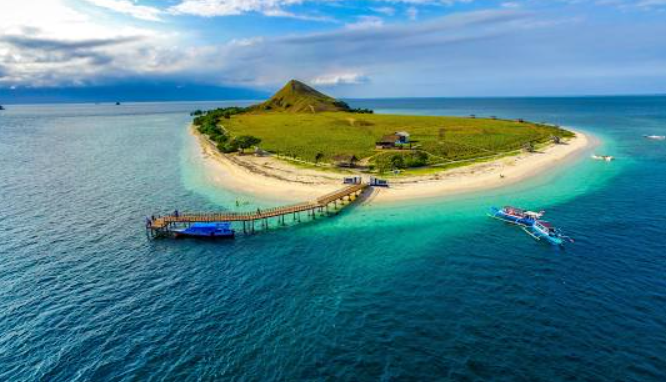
[174,210,179,217]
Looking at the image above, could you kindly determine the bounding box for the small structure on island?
[332,154,358,168]
[376,134,401,149]
[395,131,410,143]
[376,131,410,149]
[369,177,389,187]
[343,176,362,185]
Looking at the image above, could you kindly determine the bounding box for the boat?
[173,222,235,238]
[591,154,614,161]
[488,206,543,226]
[522,220,572,246]
[644,135,666,141]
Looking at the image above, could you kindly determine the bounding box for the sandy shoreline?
[192,125,595,204]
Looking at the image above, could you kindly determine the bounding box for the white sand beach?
[192,126,595,204]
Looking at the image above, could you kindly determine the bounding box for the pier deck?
[147,183,367,237]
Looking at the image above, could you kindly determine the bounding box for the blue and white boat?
[489,206,543,226]
[522,220,572,246]
[173,222,235,238]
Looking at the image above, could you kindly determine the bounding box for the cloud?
[166,0,477,20]
[82,0,163,21]
[371,6,396,16]
[0,0,176,87]
[345,16,385,30]
[311,72,370,86]
[169,0,318,19]
[1,35,141,52]
[2,0,666,96]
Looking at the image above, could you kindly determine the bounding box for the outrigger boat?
[522,220,573,246]
[173,222,235,238]
[489,206,544,226]
[489,206,573,247]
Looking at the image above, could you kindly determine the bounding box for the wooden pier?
[147,183,368,238]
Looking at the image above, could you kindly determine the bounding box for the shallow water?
[1,97,665,381]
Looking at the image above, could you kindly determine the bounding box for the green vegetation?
[192,107,261,154]
[192,79,573,173]
[222,112,572,168]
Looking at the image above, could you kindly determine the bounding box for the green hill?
[250,79,351,113]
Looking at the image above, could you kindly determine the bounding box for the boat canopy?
[504,206,525,214]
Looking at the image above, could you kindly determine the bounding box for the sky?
[0,0,665,99]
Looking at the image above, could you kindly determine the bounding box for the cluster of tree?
[374,151,428,172]
[349,108,374,114]
[207,129,262,154]
[192,106,248,126]
[192,107,261,154]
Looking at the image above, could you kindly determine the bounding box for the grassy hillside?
[222,112,573,165]
[250,80,352,113]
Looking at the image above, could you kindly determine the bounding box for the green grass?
[222,112,573,166]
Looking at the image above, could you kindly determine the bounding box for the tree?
[389,154,405,170]
[234,135,262,154]
[375,154,406,173]
[314,152,324,165]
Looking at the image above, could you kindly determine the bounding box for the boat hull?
[524,226,564,246]
[172,222,235,239]
[173,231,235,239]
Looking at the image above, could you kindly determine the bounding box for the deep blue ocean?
[1,97,665,381]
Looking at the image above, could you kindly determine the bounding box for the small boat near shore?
[173,222,235,238]
[591,154,614,161]
[489,206,573,247]
[489,206,543,226]
[644,135,665,141]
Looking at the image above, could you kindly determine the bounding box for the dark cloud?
[1,34,140,52]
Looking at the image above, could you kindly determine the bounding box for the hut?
[375,134,401,149]
[395,131,410,143]
[332,154,358,168]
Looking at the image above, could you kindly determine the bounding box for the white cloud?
[345,16,385,30]
[169,0,305,17]
[83,0,163,22]
[311,72,369,86]
[166,0,477,19]
[0,0,178,87]
[372,6,396,16]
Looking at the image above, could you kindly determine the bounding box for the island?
[191,80,590,203]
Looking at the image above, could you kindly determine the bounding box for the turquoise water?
[1,97,665,380]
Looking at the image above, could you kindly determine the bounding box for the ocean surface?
[1,96,665,381]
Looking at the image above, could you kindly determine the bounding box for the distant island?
[190,80,589,202]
